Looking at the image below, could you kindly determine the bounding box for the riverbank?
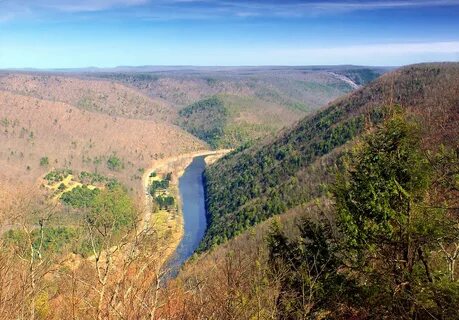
[142,149,231,268]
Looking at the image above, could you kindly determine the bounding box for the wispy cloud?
[2,0,459,20]
[295,0,459,11]
[213,0,459,17]
[0,2,33,22]
[0,0,149,16]
[39,0,149,12]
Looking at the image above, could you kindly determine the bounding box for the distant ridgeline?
[172,68,388,149]
[199,63,459,251]
[94,66,387,149]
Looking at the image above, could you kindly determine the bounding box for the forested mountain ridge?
[0,73,175,122]
[173,105,458,319]
[200,63,459,251]
[0,63,456,319]
[0,89,205,193]
[91,66,386,147]
[176,94,302,148]
[160,63,459,319]
[91,66,385,108]
[0,67,384,149]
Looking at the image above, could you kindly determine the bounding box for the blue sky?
[0,0,459,68]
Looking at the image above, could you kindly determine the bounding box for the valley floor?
[141,149,231,269]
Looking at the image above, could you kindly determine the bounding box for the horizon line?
[0,63,408,73]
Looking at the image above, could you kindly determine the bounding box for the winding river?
[167,155,208,273]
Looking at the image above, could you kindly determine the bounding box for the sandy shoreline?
[141,149,231,267]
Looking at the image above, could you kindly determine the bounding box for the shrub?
[107,154,123,171]
[44,169,73,183]
[60,186,100,208]
[86,186,136,232]
[149,179,169,196]
[3,227,79,254]
[40,157,49,167]
[155,195,175,210]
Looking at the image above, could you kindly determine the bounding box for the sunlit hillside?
[0,90,206,192]
[0,73,175,121]
[201,63,459,250]
[165,63,459,319]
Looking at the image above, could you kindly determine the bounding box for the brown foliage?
[0,90,206,193]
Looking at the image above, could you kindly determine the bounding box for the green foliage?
[78,171,106,184]
[149,179,169,196]
[267,219,352,318]
[60,186,100,208]
[332,113,458,317]
[107,154,123,171]
[7,173,135,260]
[85,186,136,234]
[340,68,384,85]
[264,113,459,318]
[155,195,175,210]
[4,227,79,254]
[334,111,431,252]
[148,175,175,210]
[78,171,119,188]
[0,117,9,127]
[105,179,121,190]
[39,157,49,167]
[177,96,228,148]
[200,63,459,252]
[199,100,378,251]
[44,168,73,183]
[216,122,276,148]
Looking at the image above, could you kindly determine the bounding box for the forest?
[200,63,459,251]
[200,86,382,250]
[266,112,459,318]
[0,64,457,319]
[177,96,229,148]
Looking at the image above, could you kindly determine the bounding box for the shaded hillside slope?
[200,63,459,251]
[177,94,302,148]
[0,90,206,192]
[164,202,325,319]
[0,74,175,122]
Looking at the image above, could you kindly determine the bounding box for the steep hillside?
[177,96,228,148]
[154,63,459,319]
[0,74,175,122]
[177,94,302,148]
[313,65,390,86]
[92,67,386,147]
[0,90,206,192]
[200,63,459,251]
[0,69,381,149]
[93,66,385,109]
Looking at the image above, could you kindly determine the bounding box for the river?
[167,155,208,275]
